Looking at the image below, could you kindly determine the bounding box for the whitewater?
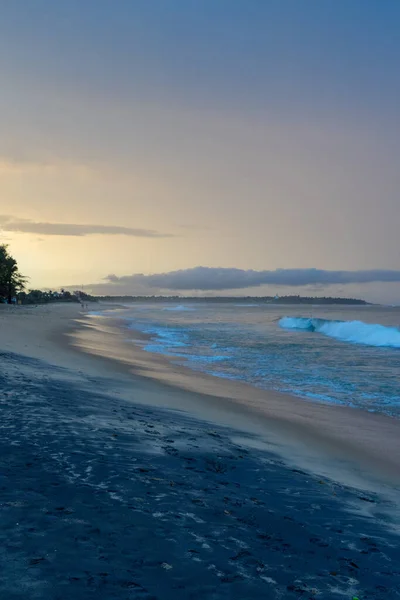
[279,317,400,348]
[93,302,400,417]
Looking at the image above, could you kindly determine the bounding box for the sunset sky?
[1,1,400,301]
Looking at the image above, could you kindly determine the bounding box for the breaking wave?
[279,317,400,348]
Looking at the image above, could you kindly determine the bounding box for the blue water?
[101,302,400,417]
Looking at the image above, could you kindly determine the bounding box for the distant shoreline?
[93,295,370,305]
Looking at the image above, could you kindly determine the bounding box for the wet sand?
[70,309,400,490]
[0,304,399,598]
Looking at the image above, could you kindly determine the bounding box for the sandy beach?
[0,303,399,599]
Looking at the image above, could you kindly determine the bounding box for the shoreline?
[67,308,400,492]
[2,303,400,492]
[1,303,400,598]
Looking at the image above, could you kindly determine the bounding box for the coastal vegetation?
[0,244,26,304]
[16,289,84,305]
[0,244,91,305]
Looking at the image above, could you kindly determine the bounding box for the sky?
[1,0,400,302]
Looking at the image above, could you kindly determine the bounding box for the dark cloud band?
[104,266,400,291]
[0,215,172,238]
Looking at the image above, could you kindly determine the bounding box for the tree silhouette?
[0,244,27,303]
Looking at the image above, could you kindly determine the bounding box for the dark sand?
[0,346,399,599]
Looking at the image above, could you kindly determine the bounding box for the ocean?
[90,302,400,417]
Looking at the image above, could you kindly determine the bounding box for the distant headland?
[93,295,369,305]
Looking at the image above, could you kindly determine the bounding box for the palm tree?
[0,244,27,303]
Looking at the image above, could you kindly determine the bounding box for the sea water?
[96,302,400,417]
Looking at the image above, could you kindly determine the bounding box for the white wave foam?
[163,305,195,311]
[279,317,400,348]
[233,303,260,307]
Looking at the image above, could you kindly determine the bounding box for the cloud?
[0,215,172,238]
[103,266,400,291]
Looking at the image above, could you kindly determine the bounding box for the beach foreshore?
[2,302,400,489]
[0,303,399,599]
